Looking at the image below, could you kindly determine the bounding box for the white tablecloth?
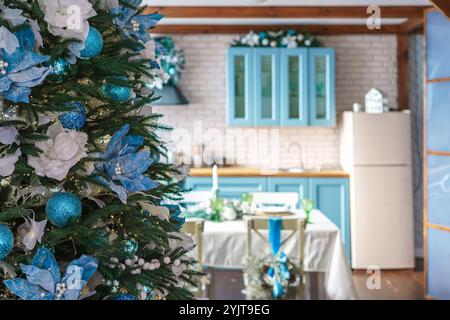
[193,210,357,300]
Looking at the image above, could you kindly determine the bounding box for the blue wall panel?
[426,10,450,299]
[427,155,450,228]
[427,11,450,80]
[428,228,450,299]
[427,82,450,152]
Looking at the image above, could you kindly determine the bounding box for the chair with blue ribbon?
[246,216,306,299]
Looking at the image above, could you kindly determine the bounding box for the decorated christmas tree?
[0,0,200,300]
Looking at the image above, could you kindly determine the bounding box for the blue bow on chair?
[267,217,290,299]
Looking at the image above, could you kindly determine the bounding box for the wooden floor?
[352,269,424,300]
[204,268,424,300]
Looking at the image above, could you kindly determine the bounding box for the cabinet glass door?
[281,49,308,126]
[309,48,335,127]
[227,48,253,126]
[255,49,280,126]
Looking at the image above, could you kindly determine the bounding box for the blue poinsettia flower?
[111,0,162,44]
[0,27,50,103]
[94,124,159,204]
[3,247,98,300]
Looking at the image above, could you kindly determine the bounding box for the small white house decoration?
[365,88,384,114]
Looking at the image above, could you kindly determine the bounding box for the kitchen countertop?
[189,167,349,178]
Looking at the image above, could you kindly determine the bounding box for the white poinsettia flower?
[0,5,27,27]
[28,19,44,48]
[38,0,96,41]
[0,26,19,55]
[168,232,195,251]
[17,216,47,251]
[0,148,21,177]
[142,40,156,60]
[27,122,88,181]
[283,35,298,48]
[139,202,171,221]
[0,5,43,49]
[97,0,120,11]
[245,31,260,47]
[0,126,18,145]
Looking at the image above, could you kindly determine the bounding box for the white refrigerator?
[340,111,415,269]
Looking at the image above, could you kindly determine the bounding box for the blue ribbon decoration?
[267,217,291,299]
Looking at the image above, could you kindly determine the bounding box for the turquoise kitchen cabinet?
[254,49,281,126]
[280,48,309,126]
[310,178,350,259]
[227,47,335,127]
[185,177,267,199]
[309,48,336,127]
[227,48,253,126]
[267,178,309,208]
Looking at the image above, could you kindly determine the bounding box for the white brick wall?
[153,34,398,169]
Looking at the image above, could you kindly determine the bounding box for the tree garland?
[231,29,323,48]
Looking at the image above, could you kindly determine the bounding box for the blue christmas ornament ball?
[46,192,82,228]
[80,27,104,59]
[102,77,132,102]
[0,224,14,260]
[114,293,137,300]
[59,102,87,130]
[47,58,70,83]
[122,238,138,255]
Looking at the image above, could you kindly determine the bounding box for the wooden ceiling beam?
[144,6,429,19]
[152,24,400,35]
[429,0,450,18]
[399,18,424,33]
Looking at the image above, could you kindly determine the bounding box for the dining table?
[188,209,358,300]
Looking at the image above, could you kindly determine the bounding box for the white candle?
[212,164,218,192]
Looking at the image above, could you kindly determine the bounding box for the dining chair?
[250,192,299,211]
[245,216,306,300]
[181,218,206,297]
[181,218,205,272]
[179,191,212,207]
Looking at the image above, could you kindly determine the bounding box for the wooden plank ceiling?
[430,0,450,18]
[145,6,430,34]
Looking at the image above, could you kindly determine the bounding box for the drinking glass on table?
[301,199,314,225]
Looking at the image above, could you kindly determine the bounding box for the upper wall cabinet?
[255,49,280,126]
[309,48,336,126]
[227,47,335,127]
[228,48,253,126]
[280,48,308,126]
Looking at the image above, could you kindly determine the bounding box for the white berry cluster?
[0,60,9,75]
[55,282,67,300]
[106,255,167,275]
[105,279,120,293]
[131,20,140,32]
